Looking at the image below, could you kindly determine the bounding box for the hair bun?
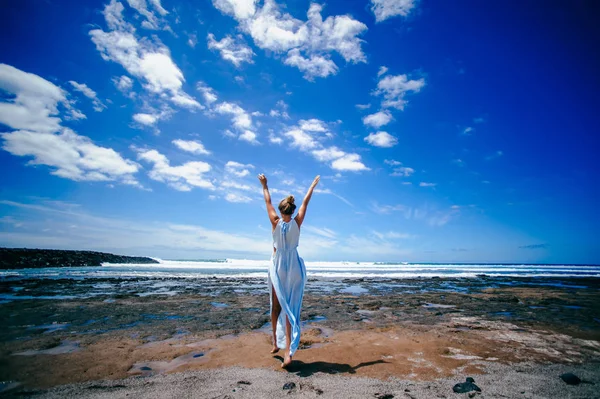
[286,195,295,205]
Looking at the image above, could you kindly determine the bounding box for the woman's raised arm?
[295,175,320,228]
[258,174,279,228]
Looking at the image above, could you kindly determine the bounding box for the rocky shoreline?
[0,275,599,396]
[0,248,158,269]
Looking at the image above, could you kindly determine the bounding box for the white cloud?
[370,202,407,214]
[390,166,414,177]
[171,92,203,109]
[225,192,252,203]
[311,146,345,162]
[372,230,413,240]
[419,182,436,187]
[212,0,258,20]
[69,81,107,112]
[462,126,474,135]
[362,110,393,128]
[331,153,369,171]
[212,0,368,80]
[384,159,413,176]
[225,160,254,177]
[221,180,253,192]
[277,116,368,172]
[113,75,134,95]
[196,82,218,105]
[0,63,71,133]
[172,139,211,155]
[302,225,336,239]
[0,63,140,187]
[452,158,465,167]
[355,103,371,110]
[299,118,328,132]
[187,33,198,48]
[376,73,425,110]
[66,109,87,121]
[239,130,259,144]
[303,3,367,63]
[213,101,257,143]
[377,66,388,77]
[135,148,214,191]
[103,0,130,31]
[359,70,424,133]
[148,0,168,16]
[473,117,485,124]
[207,33,255,67]
[364,131,398,147]
[371,0,416,23]
[90,1,201,110]
[125,0,169,30]
[3,128,140,185]
[214,101,252,130]
[269,100,290,119]
[268,132,283,144]
[284,128,318,150]
[284,49,338,79]
[133,112,159,125]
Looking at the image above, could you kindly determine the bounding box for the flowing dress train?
[268,218,306,356]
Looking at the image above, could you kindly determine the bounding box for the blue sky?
[0,0,598,263]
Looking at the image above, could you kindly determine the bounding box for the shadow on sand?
[274,356,388,377]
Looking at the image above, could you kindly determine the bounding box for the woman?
[258,173,320,368]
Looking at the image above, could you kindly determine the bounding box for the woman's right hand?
[310,175,320,188]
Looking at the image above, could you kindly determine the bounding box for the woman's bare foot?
[281,352,292,368]
[270,345,279,354]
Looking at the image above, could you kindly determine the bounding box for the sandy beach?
[1,276,599,397]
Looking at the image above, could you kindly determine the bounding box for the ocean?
[2,258,599,280]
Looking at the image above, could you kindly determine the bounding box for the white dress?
[268,218,307,355]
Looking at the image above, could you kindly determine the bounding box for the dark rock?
[374,393,394,399]
[560,373,581,385]
[140,366,152,371]
[193,353,204,358]
[237,381,251,385]
[283,382,296,390]
[0,247,158,269]
[452,377,481,393]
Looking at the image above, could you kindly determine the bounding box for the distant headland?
[0,248,159,269]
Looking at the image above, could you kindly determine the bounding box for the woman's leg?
[270,285,282,354]
[282,315,293,368]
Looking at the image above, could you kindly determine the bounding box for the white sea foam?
[2,258,598,280]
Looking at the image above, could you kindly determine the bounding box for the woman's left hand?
[258,174,268,187]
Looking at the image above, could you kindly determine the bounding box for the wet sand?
[1,276,599,397]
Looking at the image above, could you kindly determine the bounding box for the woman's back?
[272,219,301,252]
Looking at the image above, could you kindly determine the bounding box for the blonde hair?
[278,195,296,215]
